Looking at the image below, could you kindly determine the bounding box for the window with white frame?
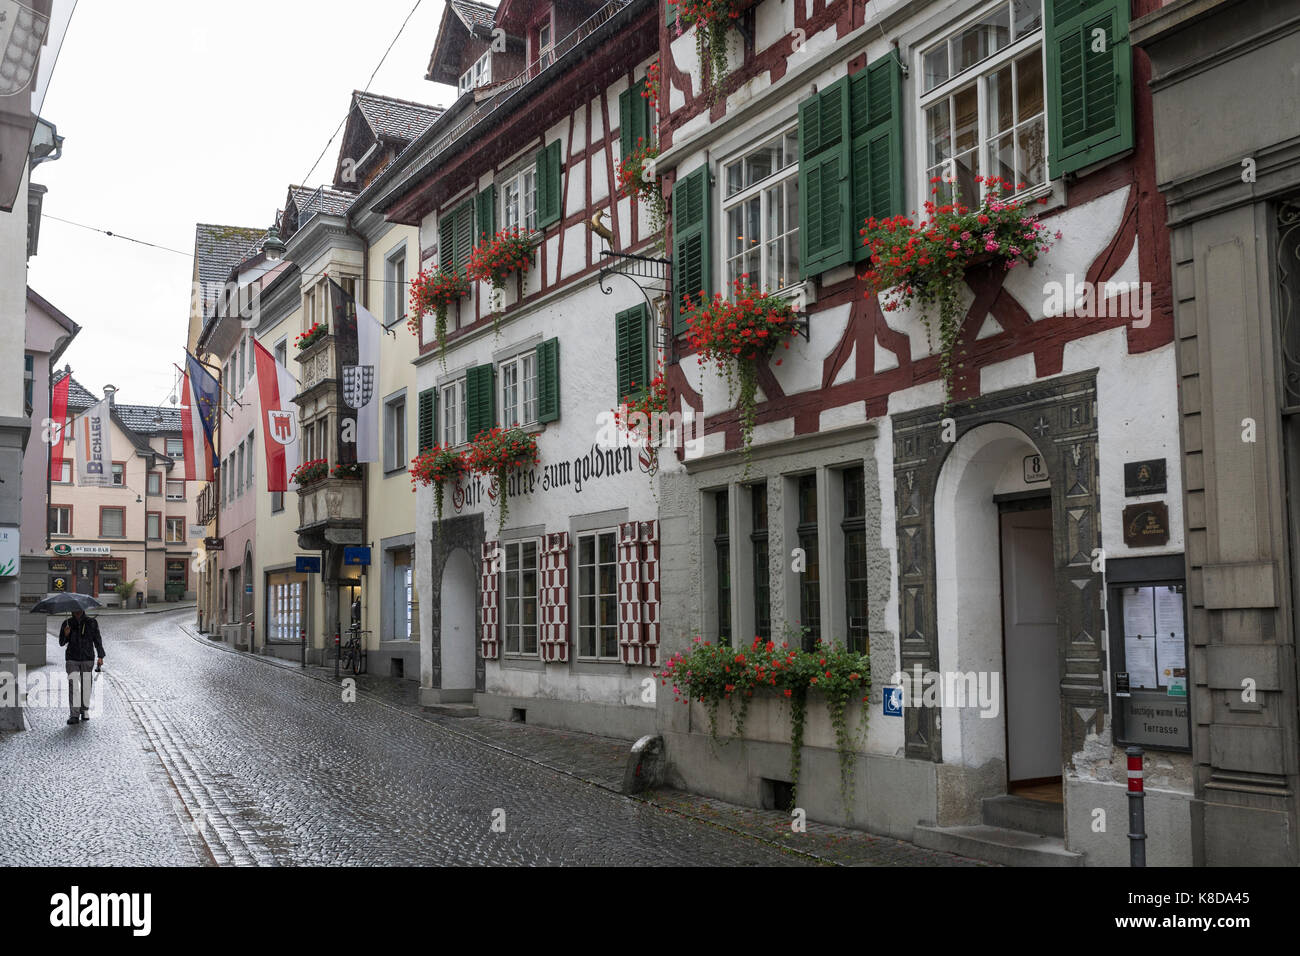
[920,0,1047,207]
[385,246,407,327]
[166,517,185,543]
[723,127,800,294]
[576,530,620,660]
[502,539,539,656]
[236,443,245,497]
[385,394,407,472]
[441,378,467,447]
[166,479,184,501]
[501,166,538,235]
[166,438,184,459]
[246,430,255,487]
[48,506,71,536]
[500,351,538,428]
[53,461,71,484]
[459,51,491,94]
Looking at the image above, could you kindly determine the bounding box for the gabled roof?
[426,0,499,86]
[452,0,497,32]
[52,370,99,411]
[114,404,184,436]
[353,91,443,144]
[194,223,266,316]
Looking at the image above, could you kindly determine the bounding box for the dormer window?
[459,51,491,94]
[536,20,553,68]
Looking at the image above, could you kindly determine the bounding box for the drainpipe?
[346,208,371,658]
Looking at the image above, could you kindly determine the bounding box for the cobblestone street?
[1,608,982,867]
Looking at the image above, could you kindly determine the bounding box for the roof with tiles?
[450,0,497,31]
[353,91,444,144]
[113,404,184,435]
[194,223,266,302]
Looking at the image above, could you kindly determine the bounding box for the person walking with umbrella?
[58,604,104,724]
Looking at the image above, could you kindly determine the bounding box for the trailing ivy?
[658,627,870,812]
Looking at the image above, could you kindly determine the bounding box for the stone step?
[913,824,1084,867]
[422,703,479,718]
[982,794,1064,837]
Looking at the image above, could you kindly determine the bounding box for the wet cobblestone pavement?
[1,609,983,867]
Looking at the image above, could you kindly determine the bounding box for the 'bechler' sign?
[450,444,643,514]
[75,397,113,487]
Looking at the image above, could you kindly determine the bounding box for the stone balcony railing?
[296,476,363,548]
[294,334,335,396]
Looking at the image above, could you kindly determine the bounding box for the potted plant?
[466,227,536,334]
[657,628,871,811]
[618,136,666,240]
[409,266,470,364]
[677,0,743,102]
[290,458,329,487]
[860,175,1060,406]
[613,361,669,479]
[683,276,801,469]
[115,578,140,607]
[294,323,327,351]
[409,444,469,530]
[466,427,540,534]
[331,462,362,479]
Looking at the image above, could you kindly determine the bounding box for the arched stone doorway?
[934,422,1061,805]
[893,371,1103,826]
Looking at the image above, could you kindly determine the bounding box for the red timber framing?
[658,0,1175,455]
[382,3,660,361]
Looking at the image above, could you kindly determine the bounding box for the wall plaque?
[1122,501,1170,547]
[1124,459,1166,496]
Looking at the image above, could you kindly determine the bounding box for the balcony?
[294,333,335,401]
[197,479,219,525]
[296,476,363,550]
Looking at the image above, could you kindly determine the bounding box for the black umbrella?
[30,592,102,615]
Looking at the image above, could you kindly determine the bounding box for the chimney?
[103,384,117,406]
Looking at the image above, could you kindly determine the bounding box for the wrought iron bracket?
[598,248,675,355]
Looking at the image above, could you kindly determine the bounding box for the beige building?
[47,375,204,606]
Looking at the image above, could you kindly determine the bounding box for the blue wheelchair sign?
[883,685,904,717]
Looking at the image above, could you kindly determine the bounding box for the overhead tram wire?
[296,0,429,188]
[41,214,419,285]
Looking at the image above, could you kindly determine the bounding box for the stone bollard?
[622,735,665,794]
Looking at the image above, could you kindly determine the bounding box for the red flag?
[254,340,301,491]
[49,374,69,481]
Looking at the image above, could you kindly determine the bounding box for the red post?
[1127,746,1146,866]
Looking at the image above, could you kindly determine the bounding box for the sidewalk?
[176,618,990,867]
[86,601,197,618]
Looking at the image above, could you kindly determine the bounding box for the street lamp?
[262,224,287,261]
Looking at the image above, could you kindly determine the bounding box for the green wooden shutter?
[537,337,560,423]
[620,79,650,159]
[849,55,903,262]
[666,1,677,28]
[417,388,437,453]
[798,76,852,277]
[465,363,496,440]
[476,185,497,240]
[536,141,562,229]
[615,304,650,400]
[453,198,475,274]
[672,165,711,334]
[439,213,455,272]
[1045,0,1133,178]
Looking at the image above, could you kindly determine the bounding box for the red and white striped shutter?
[640,520,660,667]
[617,521,644,665]
[539,531,570,662]
[480,540,500,660]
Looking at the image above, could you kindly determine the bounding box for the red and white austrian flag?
[253,339,302,492]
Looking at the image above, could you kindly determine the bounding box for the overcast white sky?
[28,0,455,408]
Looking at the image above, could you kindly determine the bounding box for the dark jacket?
[59,614,105,662]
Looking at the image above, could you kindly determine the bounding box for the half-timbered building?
[653,0,1189,865]
[373,0,665,735]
